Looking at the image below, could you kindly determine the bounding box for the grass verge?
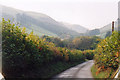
[118,73,120,78]
[91,64,116,79]
[22,61,84,78]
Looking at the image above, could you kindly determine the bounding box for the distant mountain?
[100,21,118,33]
[0,5,83,39]
[85,21,118,38]
[98,21,118,38]
[60,22,88,33]
[85,29,100,36]
[1,5,117,39]
[61,20,118,38]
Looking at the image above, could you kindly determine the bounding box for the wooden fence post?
[112,21,114,32]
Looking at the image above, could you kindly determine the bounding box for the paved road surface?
[53,60,94,79]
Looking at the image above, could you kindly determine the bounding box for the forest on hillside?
[41,35,101,51]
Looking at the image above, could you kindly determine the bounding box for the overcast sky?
[0,0,119,29]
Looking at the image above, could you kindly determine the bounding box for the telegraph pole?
[112,21,114,33]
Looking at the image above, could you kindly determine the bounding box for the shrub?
[94,31,119,72]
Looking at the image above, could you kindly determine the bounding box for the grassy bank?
[91,64,116,79]
[4,61,84,79]
[25,61,84,78]
[118,73,120,78]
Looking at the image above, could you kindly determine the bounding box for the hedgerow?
[2,18,94,78]
[94,31,119,73]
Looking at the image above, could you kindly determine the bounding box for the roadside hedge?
[2,18,95,78]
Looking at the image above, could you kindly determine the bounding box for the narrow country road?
[53,60,94,79]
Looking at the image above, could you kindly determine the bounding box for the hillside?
[85,29,100,36]
[84,21,118,38]
[0,5,118,39]
[60,22,89,33]
[98,21,118,38]
[100,21,118,33]
[0,5,82,39]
